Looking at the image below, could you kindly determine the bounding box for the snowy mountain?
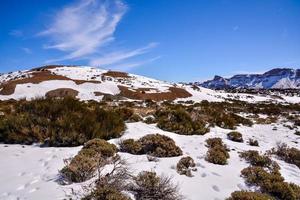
[199,68,300,89]
[0,65,300,103]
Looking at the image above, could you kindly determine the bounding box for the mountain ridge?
[199,68,300,89]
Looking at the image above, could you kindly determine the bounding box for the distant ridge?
[198,68,300,89]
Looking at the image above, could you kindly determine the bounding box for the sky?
[0,0,299,82]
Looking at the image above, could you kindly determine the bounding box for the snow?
[1,122,299,200]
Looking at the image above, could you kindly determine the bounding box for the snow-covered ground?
[1,122,299,200]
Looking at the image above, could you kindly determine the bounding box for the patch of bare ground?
[102,71,131,78]
[45,88,79,98]
[118,85,192,101]
[0,68,101,96]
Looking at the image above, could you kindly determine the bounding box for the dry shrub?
[129,171,184,200]
[119,134,182,157]
[239,150,276,169]
[226,191,275,200]
[176,156,196,177]
[227,131,243,143]
[205,137,230,165]
[82,185,131,200]
[60,139,117,183]
[248,139,259,146]
[272,143,300,169]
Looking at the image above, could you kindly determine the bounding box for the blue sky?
[0,0,299,82]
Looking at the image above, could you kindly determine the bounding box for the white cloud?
[89,42,158,66]
[108,56,161,71]
[40,0,158,69]
[21,47,32,54]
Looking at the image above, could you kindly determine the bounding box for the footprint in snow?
[211,172,221,177]
[196,163,206,168]
[201,173,207,177]
[212,185,220,192]
[18,172,26,176]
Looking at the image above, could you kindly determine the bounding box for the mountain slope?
[0,65,299,103]
[199,68,300,89]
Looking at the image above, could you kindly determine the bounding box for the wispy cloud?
[232,26,239,31]
[21,47,32,54]
[89,42,158,66]
[9,30,23,37]
[39,0,158,69]
[108,56,161,71]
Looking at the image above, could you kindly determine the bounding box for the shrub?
[272,143,300,169]
[176,156,196,177]
[119,139,142,155]
[82,185,131,200]
[206,137,224,148]
[248,139,259,146]
[129,171,183,200]
[60,150,98,183]
[119,134,182,157]
[227,131,243,143]
[239,150,276,169]
[144,116,156,124]
[60,139,116,183]
[83,139,117,158]
[156,108,209,135]
[206,146,230,165]
[205,137,229,165]
[226,191,275,200]
[128,114,142,122]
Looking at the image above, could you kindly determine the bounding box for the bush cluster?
[205,137,230,165]
[176,156,196,177]
[227,131,243,143]
[0,97,125,146]
[240,150,300,200]
[272,143,300,169]
[60,139,117,183]
[82,185,130,200]
[156,107,209,135]
[119,134,182,157]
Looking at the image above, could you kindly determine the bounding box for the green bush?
[0,97,125,146]
[119,134,182,157]
[227,131,243,143]
[226,191,275,200]
[176,156,196,177]
[129,171,183,200]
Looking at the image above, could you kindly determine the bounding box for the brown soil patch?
[118,86,192,101]
[46,88,79,98]
[102,71,131,78]
[0,69,101,96]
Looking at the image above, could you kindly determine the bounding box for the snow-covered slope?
[200,68,300,89]
[0,65,299,103]
[1,122,299,200]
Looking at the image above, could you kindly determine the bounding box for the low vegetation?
[119,134,182,157]
[60,139,117,183]
[271,143,300,169]
[226,191,275,200]
[176,156,197,177]
[205,137,230,165]
[227,131,243,143]
[129,171,184,200]
[0,97,125,146]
